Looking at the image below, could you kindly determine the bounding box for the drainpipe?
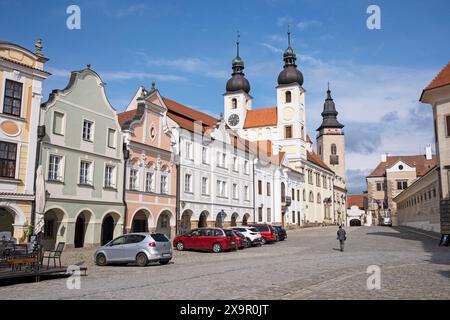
[122,142,130,234]
[175,162,180,236]
[253,159,256,224]
[30,124,46,241]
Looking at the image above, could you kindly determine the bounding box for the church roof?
[347,194,367,210]
[243,107,278,129]
[367,155,437,178]
[307,150,333,172]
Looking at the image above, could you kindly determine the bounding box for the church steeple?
[226,31,250,93]
[277,26,304,86]
[317,84,344,131]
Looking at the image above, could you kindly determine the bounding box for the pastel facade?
[119,87,177,239]
[420,61,450,236]
[0,40,49,242]
[39,67,125,249]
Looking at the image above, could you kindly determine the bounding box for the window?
[202,177,209,195]
[79,161,92,185]
[184,174,192,193]
[185,141,193,160]
[292,211,295,223]
[446,115,450,137]
[104,165,115,188]
[285,125,293,139]
[258,207,263,222]
[107,129,116,148]
[267,182,271,196]
[292,188,295,200]
[323,176,327,188]
[308,170,313,185]
[222,153,227,168]
[233,156,238,172]
[331,144,337,155]
[217,180,227,197]
[82,120,94,141]
[53,112,65,135]
[48,155,63,181]
[303,189,306,201]
[0,142,17,178]
[245,185,250,201]
[129,169,138,190]
[3,79,22,117]
[232,98,237,109]
[376,182,386,191]
[397,181,408,190]
[316,173,321,187]
[318,145,322,156]
[244,160,250,174]
[317,193,321,204]
[232,183,238,199]
[202,147,209,164]
[267,208,271,222]
[309,191,314,202]
[285,91,292,103]
[258,180,263,195]
[160,175,168,194]
[145,172,153,192]
[297,190,300,201]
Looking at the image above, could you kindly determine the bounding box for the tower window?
[232,98,237,109]
[284,125,293,139]
[285,91,292,103]
[331,144,337,155]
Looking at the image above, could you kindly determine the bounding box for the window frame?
[0,141,17,179]
[82,119,95,142]
[2,79,23,117]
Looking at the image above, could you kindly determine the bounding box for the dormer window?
[285,91,292,103]
[231,98,237,109]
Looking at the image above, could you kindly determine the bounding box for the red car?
[173,228,237,253]
[232,230,249,249]
[248,224,277,244]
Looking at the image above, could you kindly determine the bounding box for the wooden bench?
[8,257,36,271]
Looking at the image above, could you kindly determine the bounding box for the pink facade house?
[118,86,177,239]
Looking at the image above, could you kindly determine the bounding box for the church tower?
[316,84,346,180]
[224,32,252,131]
[276,28,307,166]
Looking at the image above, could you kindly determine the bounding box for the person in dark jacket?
[337,225,347,252]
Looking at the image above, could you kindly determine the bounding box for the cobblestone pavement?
[1,226,450,299]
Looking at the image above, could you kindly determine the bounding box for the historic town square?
[0,0,449,304]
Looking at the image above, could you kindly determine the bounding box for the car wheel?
[212,243,222,253]
[245,238,252,248]
[136,253,148,267]
[96,253,107,266]
[159,260,170,265]
[176,241,185,251]
[261,237,266,245]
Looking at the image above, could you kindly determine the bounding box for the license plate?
[163,253,171,257]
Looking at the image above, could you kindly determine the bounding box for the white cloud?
[297,20,322,30]
[47,67,71,78]
[109,4,148,18]
[260,43,284,54]
[276,16,293,26]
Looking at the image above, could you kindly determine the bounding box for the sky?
[1,0,450,194]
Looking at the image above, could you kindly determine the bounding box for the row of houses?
[0,37,347,249]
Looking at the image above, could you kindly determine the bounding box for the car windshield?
[151,233,169,242]
[255,225,269,232]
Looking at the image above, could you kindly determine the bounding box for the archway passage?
[156,210,172,239]
[0,207,15,236]
[74,216,85,248]
[350,219,362,227]
[42,208,65,250]
[198,211,208,228]
[180,210,192,234]
[215,212,225,228]
[242,213,250,226]
[132,210,149,233]
[101,215,115,245]
[231,213,238,227]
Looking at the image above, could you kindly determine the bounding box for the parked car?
[381,216,392,227]
[273,225,287,241]
[173,228,237,253]
[229,226,263,246]
[248,224,277,244]
[232,230,248,249]
[94,233,172,267]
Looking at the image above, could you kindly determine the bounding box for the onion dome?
[277,28,304,86]
[226,32,251,94]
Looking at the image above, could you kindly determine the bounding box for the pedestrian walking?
[337,225,346,252]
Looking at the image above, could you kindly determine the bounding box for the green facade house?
[39,67,125,249]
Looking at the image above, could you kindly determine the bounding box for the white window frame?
[82,119,94,142]
[79,160,93,186]
[232,183,238,199]
[160,174,168,194]
[186,141,193,160]
[244,160,250,175]
[233,156,238,172]
[47,154,64,182]
[184,173,192,193]
[52,111,66,136]
[104,164,116,188]
[145,171,154,192]
[107,128,116,149]
[201,176,209,195]
[129,168,139,190]
[202,146,209,164]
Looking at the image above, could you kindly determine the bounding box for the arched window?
[331,144,337,155]
[309,191,314,203]
[317,193,321,204]
[231,98,237,109]
[285,91,292,103]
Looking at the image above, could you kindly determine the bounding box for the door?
[104,235,128,261]
[123,234,146,261]
[185,229,199,249]
[74,216,85,248]
[198,229,212,250]
[101,215,115,245]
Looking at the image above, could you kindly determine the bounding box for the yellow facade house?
[0,39,49,242]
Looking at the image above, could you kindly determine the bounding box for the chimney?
[426,144,432,160]
[381,153,388,162]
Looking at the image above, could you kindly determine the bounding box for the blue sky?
[1,0,450,193]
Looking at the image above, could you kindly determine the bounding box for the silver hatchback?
[94,233,172,267]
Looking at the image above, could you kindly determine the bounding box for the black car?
[273,226,287,241]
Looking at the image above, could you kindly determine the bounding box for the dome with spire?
[226,32,250,94]
[277,29,304,86]
[317,84,344,131]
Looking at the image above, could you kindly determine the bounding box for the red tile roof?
[118,109,138,127]
[307,150,332,172]
[425,61,450,92]
[367,155,437,178]
[243,107,277,129]
[347,194,367,210]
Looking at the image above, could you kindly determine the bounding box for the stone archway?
[132,210,151,233]
[242,213,250,226]
[215,211,226,228]
[74,210,92,248]
[156,210,173,239]
[0,207,15,235]
[101,215,115,245]
[350,219,362,227]
[180,210,193,234]
[198,211,208,228]
[42,208,66,250]
[231,212,239,227]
